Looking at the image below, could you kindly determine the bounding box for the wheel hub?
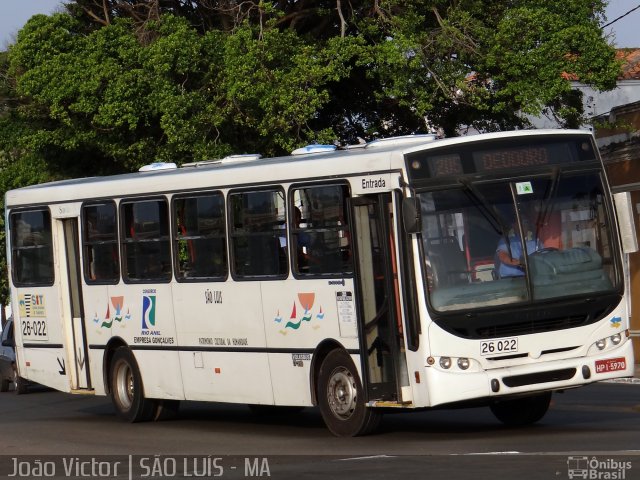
[114,361,134,410]
[327,367,357,419]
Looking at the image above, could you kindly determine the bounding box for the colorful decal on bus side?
[93,296,131,328]
[610,316,622,328]
[275,293,325,335]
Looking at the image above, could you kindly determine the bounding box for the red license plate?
[595,357,626,374]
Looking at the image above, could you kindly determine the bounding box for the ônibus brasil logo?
[567,456,632,479]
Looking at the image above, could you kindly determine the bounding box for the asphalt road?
[0,381,638,479]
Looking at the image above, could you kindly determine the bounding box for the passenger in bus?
[294,207,312,271]
[495,216,542,278]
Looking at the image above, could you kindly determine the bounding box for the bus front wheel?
[109,347,155,423]
[490,391,552,426]
[317,349,381,436]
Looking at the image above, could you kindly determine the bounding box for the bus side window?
[290,184,352,276]
[10,209,55,286]
[173,192,227,281]
[82,202,120,283]
[229,188,287,278]
[121,199,172,282]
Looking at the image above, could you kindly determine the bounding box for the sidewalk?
[610,363,640,384]
[602,363,640,384]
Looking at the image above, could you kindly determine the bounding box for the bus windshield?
[418,170,618,312]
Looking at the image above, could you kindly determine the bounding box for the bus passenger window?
[173,192,227,281]
[82,202,119,283]
[290,184,352,276]
[10,209,55,286]
[121,199,172,282]
[228,188,287,278]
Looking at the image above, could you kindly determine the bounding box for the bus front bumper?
[422,339,635,407]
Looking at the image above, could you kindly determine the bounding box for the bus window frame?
[81,200,120,285]
[9,206,55,288]
[288,181,354,280]
[227,186,289,281]
[119,196,173,284]
[171,190,229,283]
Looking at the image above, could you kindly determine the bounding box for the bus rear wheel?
[109,347,155,423]
[13,365,27,395]
[490,391,552,426]
[317,349,381,437]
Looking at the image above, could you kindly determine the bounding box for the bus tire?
[109,347,155,423]
[490,391,552,426]
[1,377,10,392]
[13,365,27,395]
[317,349,381,436]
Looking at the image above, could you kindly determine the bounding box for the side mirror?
[402,197,421,234]
[613,192,639,254]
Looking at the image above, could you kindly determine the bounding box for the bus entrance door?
[351,193,407,403]
[58,217,92,391]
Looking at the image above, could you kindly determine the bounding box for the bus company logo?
[18,294,46,318]
[142,293,157,330]
[567,456,632,479]
[609,316,622,328]
[275,293,324,335]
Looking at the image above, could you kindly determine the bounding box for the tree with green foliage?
[0,0,622,305]
[3,1,620,170]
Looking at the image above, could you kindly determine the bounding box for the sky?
[0,0,638,49]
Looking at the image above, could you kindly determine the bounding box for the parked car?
[0,317,28,394]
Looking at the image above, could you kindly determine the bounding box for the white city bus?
[5,130,636,436]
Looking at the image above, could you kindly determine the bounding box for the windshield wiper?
[536,167,561,238]
[458,178,513,254]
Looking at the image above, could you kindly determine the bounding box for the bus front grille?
[502,368,577,387]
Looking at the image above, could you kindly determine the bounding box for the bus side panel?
[172,281,274,404]
[262,279,359,406]
[83,284,185,400]
[134,350,184,400]
[17,346,71,392]
[178,351,273,403]
[82,285,110,395]
[266,353,313,406]
[11,286,72,393]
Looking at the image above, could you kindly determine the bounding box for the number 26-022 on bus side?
[480,338,518,356]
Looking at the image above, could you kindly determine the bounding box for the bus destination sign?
[406,135,596,181]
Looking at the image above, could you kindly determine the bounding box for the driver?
[496,215,543,278]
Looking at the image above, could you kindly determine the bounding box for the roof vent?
[139,162,177,172]
[220,154,262,163]
[291,144,337,155]
[182,154,262,168]
[366,134,437,149]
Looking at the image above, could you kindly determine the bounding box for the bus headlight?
[457,358,470,370]
[439,357,452,369]
[611,333,622,345]
[595,338,607,350]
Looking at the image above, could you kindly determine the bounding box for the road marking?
[339,455,396,461]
